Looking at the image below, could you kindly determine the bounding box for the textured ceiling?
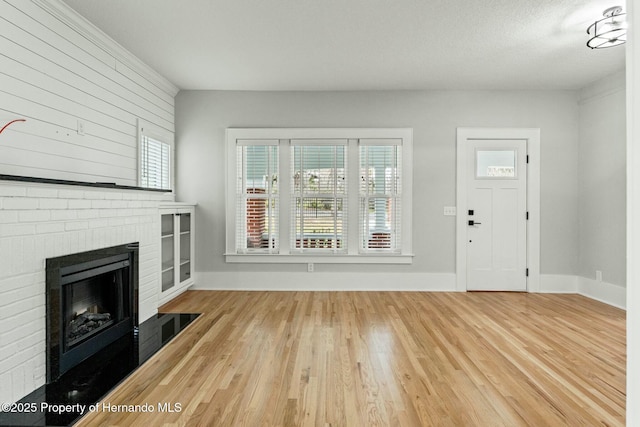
[62,0,626,91]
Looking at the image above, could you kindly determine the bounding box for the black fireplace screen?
[63,262,129,350]
[46,243,138,382]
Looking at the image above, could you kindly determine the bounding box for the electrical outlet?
[307,263,314,273]
[443,206,457,216]
[77,120,85,135]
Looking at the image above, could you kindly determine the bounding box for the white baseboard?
[193,271,457,292]
[190,272,624,309]
[539,274,626,310]
[577,276,626,309]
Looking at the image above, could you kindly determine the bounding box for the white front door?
[466,140,527,291]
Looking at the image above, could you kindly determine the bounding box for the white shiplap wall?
[0,0,178,185]
[0,0,179,404]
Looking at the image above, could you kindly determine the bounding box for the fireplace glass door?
[63,267,129,351]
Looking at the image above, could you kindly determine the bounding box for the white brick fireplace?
[0,181,172,403]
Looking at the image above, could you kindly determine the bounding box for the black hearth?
[0,313,200,426]
[46,243,139,382]
[0,242,201,426]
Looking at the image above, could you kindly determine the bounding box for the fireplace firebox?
[46,243,139,382]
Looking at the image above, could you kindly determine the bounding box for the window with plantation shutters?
[226,129,413,264]
[359,141,402,252]
[236,141,279,253]
[139,122,173,190]
[291,141,347,253]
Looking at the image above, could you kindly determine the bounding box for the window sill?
[224,253,414,264]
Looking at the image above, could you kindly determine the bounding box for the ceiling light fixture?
[587,6,627,49]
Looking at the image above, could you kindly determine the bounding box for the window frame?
[138,120,174,191]
[225,128,413,264]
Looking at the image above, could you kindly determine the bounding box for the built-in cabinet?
[159,203,195,306]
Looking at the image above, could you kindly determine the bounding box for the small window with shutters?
[139,121,173,190]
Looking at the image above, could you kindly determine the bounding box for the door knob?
[468,220,482,226]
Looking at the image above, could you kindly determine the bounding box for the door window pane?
[476,150,516,178]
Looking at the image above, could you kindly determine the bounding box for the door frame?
[456,128,541,292]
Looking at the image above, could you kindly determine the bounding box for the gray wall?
[175,90,579,279]
[578,71,626,287]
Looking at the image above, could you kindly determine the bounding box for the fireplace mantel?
[1,174,172,192]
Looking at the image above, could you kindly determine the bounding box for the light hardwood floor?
[76,291,625,426]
